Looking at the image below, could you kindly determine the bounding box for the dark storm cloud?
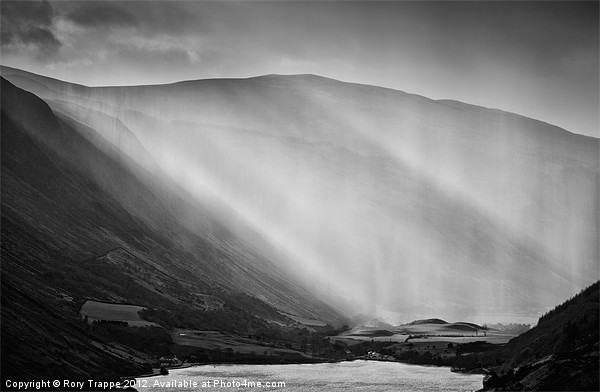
[57,1,209,35]
[1,1,61,57]
[95,1,216,39]
[66,1,137,28]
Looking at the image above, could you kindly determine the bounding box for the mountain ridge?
[3,65,596,142]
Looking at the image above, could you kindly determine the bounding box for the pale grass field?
[80,300,158,327]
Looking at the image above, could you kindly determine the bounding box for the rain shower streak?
[5,69,598,322]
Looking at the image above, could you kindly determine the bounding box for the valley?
[1,1,597,390]
[1,67,598,389]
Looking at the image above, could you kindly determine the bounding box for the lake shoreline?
[124,357,485,381]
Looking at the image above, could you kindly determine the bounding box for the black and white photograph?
[1,1,598,391]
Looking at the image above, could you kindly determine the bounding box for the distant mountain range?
[1,66,598,380]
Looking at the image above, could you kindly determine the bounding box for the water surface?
[138,360,483,391]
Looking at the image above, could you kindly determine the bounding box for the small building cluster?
[158,356,181,367]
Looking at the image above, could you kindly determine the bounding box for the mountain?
[2,65,597,321]
[1,66,598,382]
[1,77,342,382]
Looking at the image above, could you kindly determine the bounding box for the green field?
[80,300,158,327]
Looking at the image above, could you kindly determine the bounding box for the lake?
[136,360,484,391]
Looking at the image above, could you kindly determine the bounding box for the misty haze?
[1,1,598,391]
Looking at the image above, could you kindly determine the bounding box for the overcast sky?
[1,1,598,137]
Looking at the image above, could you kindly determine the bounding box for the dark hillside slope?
[506,281,599,366]
[483,281,599,391]
[1,78,341,382]
[1,79,173,381]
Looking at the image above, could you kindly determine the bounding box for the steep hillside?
[2,66,597,320]
[1,78,342,382]
[482,281,599,391]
